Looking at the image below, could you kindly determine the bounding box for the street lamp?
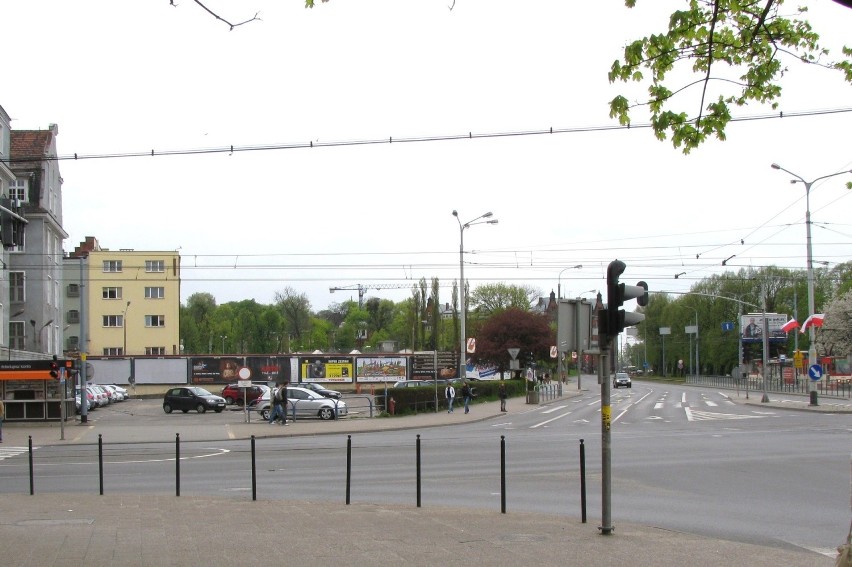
[122,301,131,356]
[771,163,852,405]
[683,305,699,377]
[452,210,498,379]
[221,335,227,354]
[557,265,583,299]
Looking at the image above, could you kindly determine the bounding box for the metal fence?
[686,374,852,399]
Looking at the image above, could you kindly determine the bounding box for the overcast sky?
[4,0,851,312]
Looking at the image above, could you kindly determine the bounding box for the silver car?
[256,386,347,421]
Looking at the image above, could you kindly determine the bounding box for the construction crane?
[329,283,416,308]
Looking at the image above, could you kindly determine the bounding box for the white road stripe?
[530,411,573,428]
[541,405,568,414]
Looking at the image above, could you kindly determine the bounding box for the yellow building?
[66,239,181,357]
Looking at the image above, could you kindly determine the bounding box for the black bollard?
[28,436,34,495]
[99,434,104,495]
[580,438,587,523]
[251,435,257,502]
[500,435,506,514]
[416,434,421,508]
[175,433,180,497]
[346,435,352,505]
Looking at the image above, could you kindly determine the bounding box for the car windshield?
[188,387,213,396]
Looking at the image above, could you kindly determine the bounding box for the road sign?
[808,364,823,381]
[793,350,804,370]
[466,338,476,353]
[549,346,558,358]
[508,348,520,360]
[237,366,252,387]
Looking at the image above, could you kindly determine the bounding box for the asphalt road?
[1,380,849,558]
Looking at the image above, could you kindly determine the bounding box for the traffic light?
[49,361,59,379]
[600,259,649,339]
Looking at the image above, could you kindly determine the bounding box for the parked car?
[100,384,125,401]
[391,380,428,388]
[613,372,632,389]
[297,382,343,399]
[75,387,97,411]
[255,386,347,421]
[88,385,109,406]
[105,384,130,400]
[221,383,269,405]
[163,387,226,414]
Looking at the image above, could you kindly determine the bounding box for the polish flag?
[780,319,799,333]
[800,314,825,333]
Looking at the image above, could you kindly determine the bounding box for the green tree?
[469,283,539,317]
[610,1,852,153]
[274,286,313,348]
[816,289,852,357]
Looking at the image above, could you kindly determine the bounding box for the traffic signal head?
[602,260,648,339]
[49,361,59,379]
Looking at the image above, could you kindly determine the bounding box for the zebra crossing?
[611,390,773,423]
[0,446,31,462]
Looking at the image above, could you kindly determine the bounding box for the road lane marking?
[530,411,573,428]
[685,408,764,421]
[541,405,568,414]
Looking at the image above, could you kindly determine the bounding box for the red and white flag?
[800,314,825,333]
[780,319,799,333]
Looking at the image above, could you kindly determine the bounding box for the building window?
[9,321,25,350]
[102,287,122,300]
[67,310,80,324]
[103,315,124,327]
[67,284,80,297]
[145,286,165,299]
[67,336,80,350]
[103,260,122,273]
[10,271,25,302]
[145,315,165,327]
[10,178,27,202]
[145,260,165,273]
[103,347,123,356]
[146,347,166,356]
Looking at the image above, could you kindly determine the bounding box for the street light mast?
[452,210,498,379]
[771,163,852,406]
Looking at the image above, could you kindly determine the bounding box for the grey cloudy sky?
[4,0,851,311]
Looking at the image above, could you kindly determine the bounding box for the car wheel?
[319,407,334,420]
[196,404,207,414]
[214,408,223,413]
[224,396,235,405]
[259,409,269,420]
[163,403,173,414]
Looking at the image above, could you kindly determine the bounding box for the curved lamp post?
[452,210,498,379]
[557,265,583,299]
[771,164,852,405]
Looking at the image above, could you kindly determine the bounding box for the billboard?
[741,314,788,343]
[299,357,353,383]
[355,357,407,383]
[190,356,292,385]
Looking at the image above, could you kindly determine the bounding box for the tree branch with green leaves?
[610,0,852,153]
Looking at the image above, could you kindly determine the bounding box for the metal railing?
[686,375,852,399]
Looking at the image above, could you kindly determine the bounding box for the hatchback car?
[613,372,632,389]
[163,387,226,414]
[221,383,268,405]
[255,386,347,421]
[297,382,343,399]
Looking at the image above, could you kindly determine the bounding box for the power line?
[3,107,851,165]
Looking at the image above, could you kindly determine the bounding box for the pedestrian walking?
[268,382,289,425]
[499,382,507,412]
[461,382,472,414]
[445,383,456,413]
[0,398,4,442]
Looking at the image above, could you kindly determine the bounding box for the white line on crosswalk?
[685,407,764,421]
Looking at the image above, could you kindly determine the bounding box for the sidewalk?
[0,387,843,566]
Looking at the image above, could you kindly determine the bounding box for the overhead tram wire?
[3,107,851,165]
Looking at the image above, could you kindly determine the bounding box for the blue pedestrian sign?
[807,364,823,381]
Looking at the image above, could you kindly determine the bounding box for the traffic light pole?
[599,339,613,535]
